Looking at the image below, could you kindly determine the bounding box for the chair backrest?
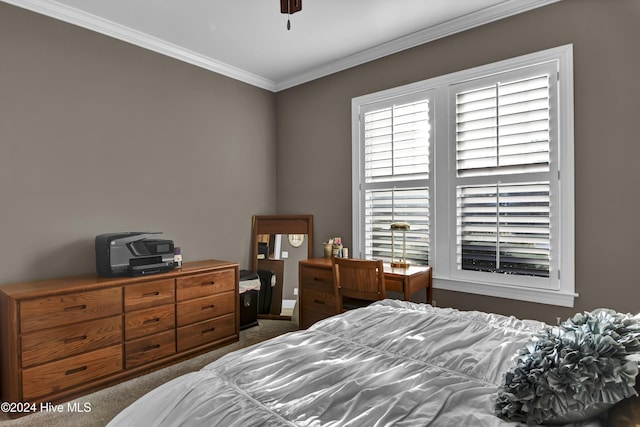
[331,257,386,312]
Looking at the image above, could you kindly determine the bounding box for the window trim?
[352,44,575,307]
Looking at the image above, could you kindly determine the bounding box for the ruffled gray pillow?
[495,308,640,425]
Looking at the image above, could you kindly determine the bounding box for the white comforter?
[108,300,603,426]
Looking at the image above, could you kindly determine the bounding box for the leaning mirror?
[251,215,313,321]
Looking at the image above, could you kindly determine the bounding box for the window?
[352,45,575,306]
[451,63,557,285]
[357,93,432,266]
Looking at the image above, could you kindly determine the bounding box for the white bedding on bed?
[108,300,604,426]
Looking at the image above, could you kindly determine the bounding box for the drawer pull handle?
[201,327,216,334]
[143,344,161,352]
[64,304,87,312]
[313,299,326,305]
[202,281,216,286]
[313,277,329,283]
[143,317,160,325]
[65,366,87,376]
[201,304,216,311]
[64,335,87,344]
[143,291,160,297]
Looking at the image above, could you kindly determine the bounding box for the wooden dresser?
[299,257,432,329]
[0,259,239,412]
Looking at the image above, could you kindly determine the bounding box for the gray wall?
[275,0,640,324]
[3,0,639,325]
[0,3,277,283]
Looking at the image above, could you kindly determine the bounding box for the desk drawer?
[176,269,235,301]
[384,276,405,294]
[300,265,333,289]
[22,345,122,400]
[124,279,175,312]
[302,289,337,316]
[301,308,331,329]
[125,304,175,340]
[21,315,122,368]
[20,288,122,333]
[125,330,176,369]
[177,314,236,352]
[176,291,235,327]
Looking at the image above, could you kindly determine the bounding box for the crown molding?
[2,0,277,91]
[5,0,560,93]
[274,0,562,91]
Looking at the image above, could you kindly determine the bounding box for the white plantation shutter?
[365,188,429,265]
[456,182,550,277]
[455,74,551,176]
[364,100,430,183]
[453,62,556,279]
[360,96,431,265]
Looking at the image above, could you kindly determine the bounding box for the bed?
[108,300,640,426]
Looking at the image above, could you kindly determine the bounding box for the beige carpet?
[0,319,298,427]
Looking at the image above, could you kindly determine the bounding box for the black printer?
[95,232,175,277]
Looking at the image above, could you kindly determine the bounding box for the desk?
[298,258,432,329]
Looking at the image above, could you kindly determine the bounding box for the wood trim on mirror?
[251,215,313,271]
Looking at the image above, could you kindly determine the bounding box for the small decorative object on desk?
[390,222,410,268]
[174,246,183,268]
[323,242,332,258]
[324,237,343,258]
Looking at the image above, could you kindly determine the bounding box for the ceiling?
[5,0,559,91]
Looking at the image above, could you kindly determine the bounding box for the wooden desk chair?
[331,257,386,313]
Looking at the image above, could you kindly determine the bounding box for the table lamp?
[390,222,410,268]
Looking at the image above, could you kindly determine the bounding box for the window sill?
[434,277,576,307]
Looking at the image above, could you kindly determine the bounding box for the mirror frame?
[251,214,314,271]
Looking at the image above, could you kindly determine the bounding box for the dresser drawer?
[22,345,123,400]
[301,288,337,316]
[125,330,176,369]
[20,288,122,333]
[300,265,333,290]
[21,315,122,368]
[177,314,236,352]
[176,269,235,301]
[125,304,175,340]
[124,278,175,312]
[176,291,235,327]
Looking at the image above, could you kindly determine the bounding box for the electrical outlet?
[293,287,298,296]
[432,300,437,307]
[281,251,289,259]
